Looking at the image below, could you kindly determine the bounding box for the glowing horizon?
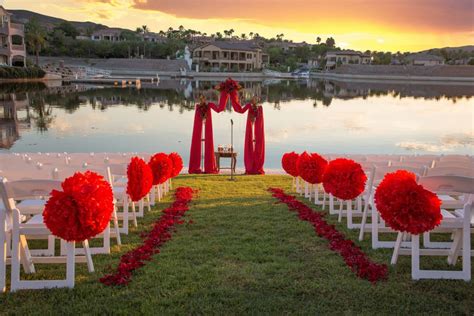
[4,0,473,52]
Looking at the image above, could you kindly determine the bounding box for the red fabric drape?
[230,91,265,175]
[188,92,229,174]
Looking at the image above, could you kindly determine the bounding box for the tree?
[241,33,247,39]
[325,37,335,48]
[25,18,47,65]
[54,21,79,39]
[316,36,321,44]
[142,25,149,34]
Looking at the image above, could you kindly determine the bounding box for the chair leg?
[411,234,421,280]
[65,242,75,289]
[11,209,21,292]
[0,211,6,293]
[462,207,471,281]
[358,198,370,241]
[391,232,404,265]
[322,190,327,210]
[448,229,462,265]
[19,235,35,274]
[337,199,343,222]
[81,240,94,273]
[131,202,138,227]
[112,207,121,245]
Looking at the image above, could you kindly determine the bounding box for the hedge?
[0,66,46,79]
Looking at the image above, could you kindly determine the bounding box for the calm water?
[1,80,473,169]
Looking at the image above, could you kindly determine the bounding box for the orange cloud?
[132,0,473,33]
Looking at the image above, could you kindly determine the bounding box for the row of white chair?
[0,156,172,292]
[296,157,474,281]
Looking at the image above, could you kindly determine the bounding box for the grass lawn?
[0,174,472,314]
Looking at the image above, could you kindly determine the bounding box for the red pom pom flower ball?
[43,171,114,242]
[322,158,367,200]
[127,157,153,202]
[168,152,183,178]
[148,153,173,185]
[282,152,300,177]
[374,170,442,235]
[297,152,328,184]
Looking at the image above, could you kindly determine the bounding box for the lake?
[1,79,473,169]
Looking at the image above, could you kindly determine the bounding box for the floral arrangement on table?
[215,78,242,94]
[375,170,442,234]
[322,158,367,200]
[148,153,173,185]
[43,171,114,242]
[127,157,153,202]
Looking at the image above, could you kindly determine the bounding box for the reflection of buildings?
[0,6,26,66]
[325,50,371,70]
[0,93,30,148]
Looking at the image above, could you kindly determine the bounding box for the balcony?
[10,23,24,32]
[11,44,25,52]
[0,24,8,35]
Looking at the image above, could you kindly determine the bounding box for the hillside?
[420,45,474,54]
[9,9,121,33]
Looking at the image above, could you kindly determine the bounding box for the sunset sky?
[4,0,473,51]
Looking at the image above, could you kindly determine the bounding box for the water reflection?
[0,80,472,163]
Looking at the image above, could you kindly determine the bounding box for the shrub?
[0,66,46,79]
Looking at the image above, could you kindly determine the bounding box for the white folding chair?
[107,164,138,234]
[53,166,121,253]
[391,176,473,281]
[0,178,94,291]
[358,165,425,247]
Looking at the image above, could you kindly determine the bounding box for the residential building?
[192,41,269,72]
[91,28,124,42]
[405,53,445,66]
[325,50,371,70]
[142,32,167,44]
[0,6,26,67]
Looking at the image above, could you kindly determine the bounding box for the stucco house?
[0,6,26,67]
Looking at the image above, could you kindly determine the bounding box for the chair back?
[426,167,474,178]
[0,178,62,211]
[373,166,424,184]
[418,176,474,195]
[432,161,474,169]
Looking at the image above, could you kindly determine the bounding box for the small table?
[215,152,237,173]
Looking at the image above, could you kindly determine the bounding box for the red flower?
[197,102,209,120]
[216,78,242,94]
[269,188,387,283]
[249,104,259,123]
[282,152,300,177]
[100,187,195,286]
[297,152,328,184]
[43,171,114,242]
[323,158,367,200]
[127,157,153,202]
[148,153,173,185]
[168,152,183,178]
[374,170,442,235]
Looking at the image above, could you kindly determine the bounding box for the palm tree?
[316,36,321,44]
[141,25,149,34]
[249,32,254,39]
[229,29,235,38]
[25,18,47,66]
[241,33,247,40]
